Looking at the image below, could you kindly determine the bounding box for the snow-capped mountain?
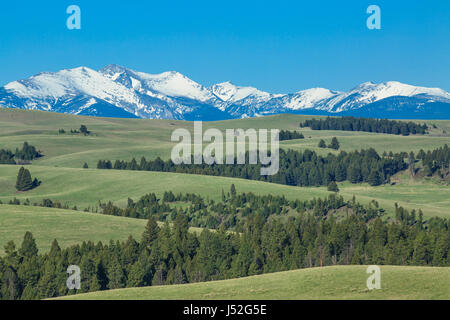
[321,81,450,113]
[1,65,449,120]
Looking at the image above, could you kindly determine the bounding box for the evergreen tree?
[141,217,160,251]
[89,275,102,292]
[80,125,90,135]
[347,163,362,183]
[368,169,383,186]
[107,257,126,289]
[152,264,167,286]
[230,184,236,197]
[37,261,58,299]
[1,266,20,300]
[327,181,339,192]
[432,232,449,266]
[328,137,340,150]
[15,168,34,191]
[32,178,40,189]
[127,261,147,287]
[15,167,25,190]
[19,232,38,259]
[318,139,326,148]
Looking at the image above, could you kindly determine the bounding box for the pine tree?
[89,275,102,292]
[1,266,20,300]
[347,163,362,183]
[432,232,448,266]
[318,139,326,148]
[327,181,339,192]
[368,169,383,186]
[328,137,340,150]
[152,264,167,286]
[20,283,39,300]
[21,169,33,191]
[49,239,61,259]
[37,262,58,299]
[230,184,236,197]
[127,261,147,287]
[19,232,38,259]
[16,168,34,191]
[15,167,25,190]
[107,257,126,289]
[32,178,40,189]
[80,125,90,135]
[412,232,430,265]
[173,265,187,284]
[80,257,96,293]
[141,217,160,251]
[334,163,346,182]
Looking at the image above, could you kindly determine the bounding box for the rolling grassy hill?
[1,108,449,169]
[0,205,147,254]
[1,108,449,301]
[0,108,449,219]
[0,205,205,254]
[54,265,450,300]
[1,165,449,218]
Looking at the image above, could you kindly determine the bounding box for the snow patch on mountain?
[284,88,339,110]
[1,64,450,120]
[211,81,275,102]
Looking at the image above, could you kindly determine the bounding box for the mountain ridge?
[1,64,449,120]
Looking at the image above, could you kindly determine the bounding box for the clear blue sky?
[0,0,449,92]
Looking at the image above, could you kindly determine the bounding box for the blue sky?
[0,0,449,92]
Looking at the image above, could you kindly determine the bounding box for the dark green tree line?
[0,142,42,164]
[301,117,428,135]
[96,148,406,187]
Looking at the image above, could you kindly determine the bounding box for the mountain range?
[1,64,449,120]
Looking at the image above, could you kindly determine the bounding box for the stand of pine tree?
[300,116,428,135]
[96,187,384,230]
[0,142,42,164]
[96,148,406,187]
[15,167,40,191]
[279,130,304,141]
[415,144,450,179]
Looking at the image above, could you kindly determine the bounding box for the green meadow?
[0,204,205,255]
[1,108,449,300]
[0,165,449,219]
[0,108,448,234]
[1,108,449,168]
[54,265,450,300]
[0,205,147,254]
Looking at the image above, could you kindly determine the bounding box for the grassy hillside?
[0,108,449,246]
[1,109,449,301]
[54,265,450,300]
[1,108,449,169]
[0,165,329,208]
[0,205,147,254]
[0,205,205,254]
[1,165,449,218]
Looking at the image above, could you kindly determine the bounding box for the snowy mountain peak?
[1,65,449,120]
[295,87,338,96]
[285,88,339,110]
[131,70,214,102]
[99,64,128,76]
[347,80,450,101]
[211,81,273,103]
